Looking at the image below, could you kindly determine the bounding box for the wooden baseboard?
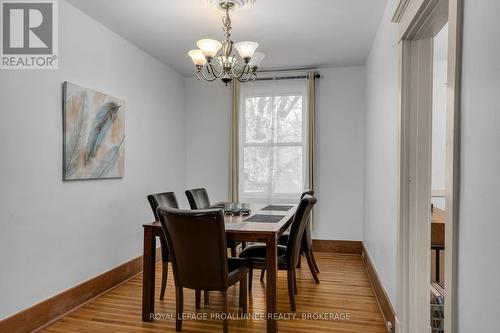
[0,247,162,333]
[311,240,394,332]
[361,243,396,333]
[312,239,363,254]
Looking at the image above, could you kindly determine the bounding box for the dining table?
[431,207,445,282]
[431,207,445,248]
[141,203,297,333]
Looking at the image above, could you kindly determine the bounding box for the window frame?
[238,82,308,202]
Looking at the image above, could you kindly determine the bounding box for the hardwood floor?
[40,253,387,333]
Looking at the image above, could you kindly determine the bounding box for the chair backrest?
[157,207,229,291]
[147,192,179,220]
[301,189,315,199]
[286,195,317,268]
[300,190,315,250]
[185,188,211,209]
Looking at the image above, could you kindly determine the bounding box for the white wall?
[459,0,500,331]
[184,66,366,241]
[431,25,449,210]
[314,66,365,240]
[364,0,500,329]
[364,0,399,304]
[0,0,186,319]
[184,78,231,203]
[431,60,447,210]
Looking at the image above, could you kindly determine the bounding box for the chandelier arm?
[237,76,250,83]
[200,68,220,82]
[231,62,250,79]
[201,64,216,80]
[238,70,257,83]
[209,62,223,78]
[201,63,221,81]
[229,60,241,76]
[244,68,255,80]
[230,65,242,78]
[237,73,251,83]
[244,70,253,81]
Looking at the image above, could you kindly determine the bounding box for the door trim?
[392,0,462,332]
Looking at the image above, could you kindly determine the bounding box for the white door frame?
[392,0,462,332]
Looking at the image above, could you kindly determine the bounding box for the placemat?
[244,214,285,223]
[261,205,294,211]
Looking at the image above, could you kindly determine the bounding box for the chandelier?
[188,0,264,85]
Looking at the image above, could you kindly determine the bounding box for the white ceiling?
[66,0,387,76]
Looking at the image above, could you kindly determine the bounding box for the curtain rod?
[257,67,317,73]
[254,68,320,81]
[255,74,320,81]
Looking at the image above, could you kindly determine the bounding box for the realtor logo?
[1,0,58,69]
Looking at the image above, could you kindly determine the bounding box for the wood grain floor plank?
[39,253,387,333]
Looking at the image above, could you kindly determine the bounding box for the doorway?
[430,23,448,333]
[392,0,462,332]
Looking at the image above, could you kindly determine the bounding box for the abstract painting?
[63,82,125,180]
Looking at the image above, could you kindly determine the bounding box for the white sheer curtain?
[238,77,308,205]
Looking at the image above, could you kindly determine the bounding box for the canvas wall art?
[63,82,125,180]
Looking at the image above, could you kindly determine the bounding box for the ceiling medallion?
[202,0,256,11]
[188,0,264,85]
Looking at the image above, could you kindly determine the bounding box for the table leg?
[435,249,440,283]
[142,227,156,321]
[266,234,278,333]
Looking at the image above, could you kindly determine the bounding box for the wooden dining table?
[431,207,445,248]
[141,203,297,333]
[431,207,445,282]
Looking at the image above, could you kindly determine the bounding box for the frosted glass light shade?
[196,39,222,58]
[234,41,259,60]
[188,49,207,66]
[249,52,265,68]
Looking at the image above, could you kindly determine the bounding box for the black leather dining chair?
[147,192,179,300]
[279,190,319,282]
[185,188,211,209]
[239,195,317,311]
[260,190,320,284]
[185,188,242,257]
[157,207,249,333]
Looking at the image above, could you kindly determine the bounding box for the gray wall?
[315,67,366,240]
[431,60,448,210]
[4,1,498,329]
[364,0,399,303]
[184,79,231,203]
[459,0,500,330]
[183,66,366,241]
[364,0,500,330]
[0,0,186,319]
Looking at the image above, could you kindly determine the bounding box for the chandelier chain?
[222,7,232,41]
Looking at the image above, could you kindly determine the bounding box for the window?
[238,78,309,204]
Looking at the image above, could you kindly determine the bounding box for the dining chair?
[185,188,210,209]
[260,190,320,284]
[239,195,317,311]
[185,188,242,257]
[147,191,179,300]
[157,207,249,333]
